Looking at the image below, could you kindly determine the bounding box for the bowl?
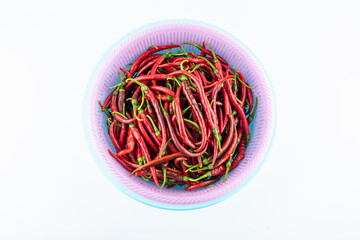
[84,20,276,210]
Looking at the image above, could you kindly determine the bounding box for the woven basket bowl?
[84,20,276,210]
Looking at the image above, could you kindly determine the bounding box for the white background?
[1,0,360,239]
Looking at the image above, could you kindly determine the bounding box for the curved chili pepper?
[149,86,176,98]
[224,80,251,147]
[137,54,161,70]
[110,149,139,169]
[129,44,180,75]
[128,122,160,187]
[189,113,235,169]
[116,129,135,156]
[184,177,220,191]
[131,152,183,175]
[214,125,238,167]
[127,78,168,159]
[247,97,258,124]
[173,57,206,64]
[174,85,197,149]
[181,79,208,151]
[137,119,158,152]
[120,67,131,79]
[110,87,120,113]
[229,135,246,172]
[218,107,224,134]
[102,89,115,109]
[108,149,134,172]
[119,123,127,149]
[113,112,136,124]
[221,88,230,132]
[246,86,254,114]
[174,157,188,169]
[136,58,159,77]
[116,82,126,115]
[159,96,208,157]
[145,99,157,125]
[174,70,221,151]
[205,43,224,79]
[109,120,121,152]
[150,50,171,75]
[182,42,229,65]
[137,109,161,146]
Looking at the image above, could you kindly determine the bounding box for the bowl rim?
[83,19,277,211]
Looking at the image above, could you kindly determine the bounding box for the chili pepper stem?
[222,160,232,183]
[160,168,167,189]
[212,129,222,151]
[185,164,199,172]
[245,134,250,148]
[190,165,213,172]
[193,172,211,181]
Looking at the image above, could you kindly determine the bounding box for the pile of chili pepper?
[99,42,258,191]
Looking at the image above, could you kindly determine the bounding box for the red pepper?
[102,89,115,109]
[109,120,121,152]
[129,123,160,187]
[184,177,220,191]
[129,44,180,75]
[116,130,135,156]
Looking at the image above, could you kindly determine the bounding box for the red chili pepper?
[174,157,188,169]
[108,149,134,172]
[182,42,229,65]
[174,57,206,64]
[131,152,184,175]
[221,88,230,132]
[109,120,121,152]
[129,44,180,75]
[229,136,246,172]
[175,70,221,155]
[246,87,254,114]
[149,86,176,98]
[218,106,224,134]
[214,125,238,167]
[127,79,168,159]
[174,85,197,149]
[102,89,115,109]
[150,50,172,86]
[129,123,160,187]
[159,96,208,157]
[136,58,159,77]
[120,67,131,79]
[119,123,127,149]
[116,129,135,156]
[232,71,247,108]
[137,54,161,70]
[145,99,157,125]
[205,43,224,79]
[224,80,251,147]
[137,119,158,152]
[117,83,126,114]
[184,177,220,191]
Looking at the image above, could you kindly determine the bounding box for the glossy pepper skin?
[99,42,256,190]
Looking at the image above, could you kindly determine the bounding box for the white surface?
[1,1,359,239]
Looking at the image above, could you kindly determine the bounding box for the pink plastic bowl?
[84,20,276,210]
